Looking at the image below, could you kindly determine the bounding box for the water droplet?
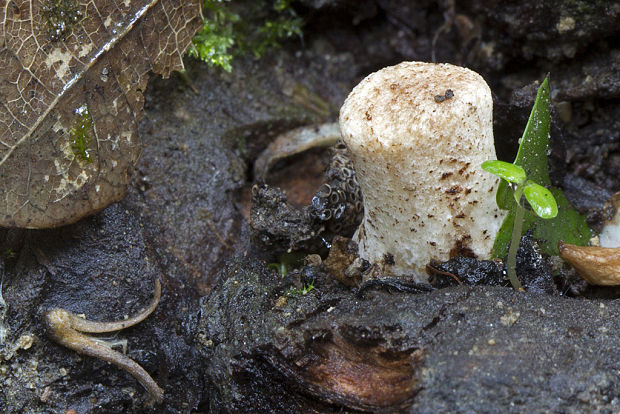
[333,204,345,219]
[320,237,331,249]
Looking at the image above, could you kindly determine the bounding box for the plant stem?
[507,204,525,290]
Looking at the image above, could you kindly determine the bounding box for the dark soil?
[1,0,618,413]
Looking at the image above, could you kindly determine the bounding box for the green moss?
[188,1,238,72]
[70,104,93,164]
[189,0,303,71]
[41,0,82,42]
[250,12,303,58]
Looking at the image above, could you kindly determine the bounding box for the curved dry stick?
[253,122,341,180]
[44,280,164,403]
[65,279,161,333]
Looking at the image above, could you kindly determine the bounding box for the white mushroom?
[339,61,505,282]
[599,191,620,248]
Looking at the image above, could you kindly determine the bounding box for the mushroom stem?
[339,61,505,281]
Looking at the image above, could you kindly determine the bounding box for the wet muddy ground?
[1,0,618,412]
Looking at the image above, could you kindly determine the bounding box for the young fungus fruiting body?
[339,61,505,281]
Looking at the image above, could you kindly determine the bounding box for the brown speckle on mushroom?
[339,61,505,281]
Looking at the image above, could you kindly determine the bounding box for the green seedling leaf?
[481,160,526,184]
[533,189,591,254]
[523,182,558,219]
[267,262,287,277]
[497,77,552,210]
[268,251,306,277]
[492,189,591,257]
[490,76,592,257]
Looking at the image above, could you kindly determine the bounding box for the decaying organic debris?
[0,0,202,228]
[44,280,164,402]
[599,192,620,248]
[559,242,620,286]
[558,192,620,286]
[250,140,363,255]
[197,258,619,413]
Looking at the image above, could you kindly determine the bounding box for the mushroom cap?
[340,61,493,153]
[339,61,504,280]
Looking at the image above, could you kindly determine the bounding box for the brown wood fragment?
[558,242,620,286]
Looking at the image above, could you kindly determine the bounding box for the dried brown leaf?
[0,0,202,228]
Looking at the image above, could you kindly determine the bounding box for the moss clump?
[41,0,82,42]
[69,104,93,163]
[188,0,303,72]
[188,1,238,72]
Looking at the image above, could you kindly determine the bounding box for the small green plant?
[483,76,591,289]
[1,249,16,260]
[189,0,303,72]
[267,251,305,277]
[285,282,314,297]
[482,160,557,289]
[267,261,287,277]
[250,13,303,58]
[187,0,237,72]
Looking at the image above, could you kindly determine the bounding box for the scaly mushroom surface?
[339,61,505,281]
